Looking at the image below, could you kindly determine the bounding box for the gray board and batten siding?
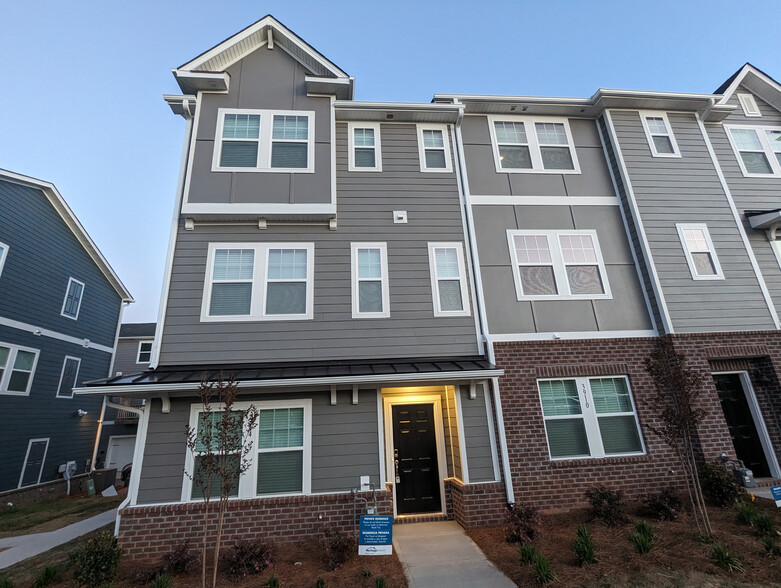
[458,383,495,483]
[606,109,776,333]
[113,338,152,377]
[706,86,781,318]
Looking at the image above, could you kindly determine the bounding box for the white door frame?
[18,438,50,488]
[713,371,781,478]
[383,393,448,518]
[105,434,136,469]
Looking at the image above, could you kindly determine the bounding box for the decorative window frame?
[0,341,40,396]
[61,277,85,320]
[487,115,581,174]
[416,124,453,173]
[18,438,50,488]
[737,93,762,117]
[200,243,315,322]
[537,375,645,461]
[639,111,681,158]
[724,124,781,177]
[506,230,612,301]
[351,242,391,319]
[348,122,382,172]
[181,399,312,502]
[56,356,81,399]
[136,341,153,364]
[427,242,470,317]
[675,223,725,280]
[212,108,315,173]
[0,241,8,277]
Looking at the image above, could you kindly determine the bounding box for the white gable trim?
[717,65,781,106]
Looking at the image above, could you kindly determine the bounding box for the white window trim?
[0,241,8,277]
[181,399,312,502]
[737,93,762,117]
[427,242,470,317]
[348,122,382,172]
[0,341,40,396]
[724,124,781,177]
[506,229,612,301]
[136,340,153,364]
[639,111,681,158]
[538,376,645,461]
[18,438,50,488]
[676,223,725,280]
[212,108,315,173]
[200,243,315,322]
[55,356,81,399]
[487,115,581,174]
[60,277,85,320]
[416,124,453,172]
[351,242,390,319]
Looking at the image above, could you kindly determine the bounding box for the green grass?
[0,495,124,538]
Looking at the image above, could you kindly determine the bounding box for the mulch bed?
[468,497,781,587]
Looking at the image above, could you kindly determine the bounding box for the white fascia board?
[172,70,229,94]
[180,202,336,215]
[717,65,781,106]
[491,330,657,342]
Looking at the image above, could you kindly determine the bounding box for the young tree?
[644,337,713,537]
[185,374,259,588]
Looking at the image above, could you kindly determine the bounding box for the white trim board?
[491,330,656,342]
[470,195,619,206]
[18,438,50,488]
[0,315,114,354]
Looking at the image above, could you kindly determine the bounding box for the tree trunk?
[201,500,210,588]
[212,497,227,588]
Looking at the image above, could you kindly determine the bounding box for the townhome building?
[0,170,132,493]
[77,16,781,556]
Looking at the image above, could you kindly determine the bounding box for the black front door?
[713,373,771,478]
[392,404,441,515]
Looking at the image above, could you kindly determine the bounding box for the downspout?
[452,101,515,505]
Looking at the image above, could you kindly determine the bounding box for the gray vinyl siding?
[444,386,462,480]
[136,389,381,505]
[707,86,781,318]
[458,384,495,482]
[112,338,152,377]
[160,123,478,365]
[608,109,775,333]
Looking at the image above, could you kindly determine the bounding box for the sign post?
[358,515,393,555]
[770,485,781,508]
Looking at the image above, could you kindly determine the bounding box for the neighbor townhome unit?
[0,170,133,494]
[76,15,781,557]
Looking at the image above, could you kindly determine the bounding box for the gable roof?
[119,322,156,338]
[0,169,133,303]
[715,63,781,111]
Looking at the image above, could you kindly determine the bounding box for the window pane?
[271,143,307,168]
[514,235,552,264]
[652,135,675,154]
[731,128,762,150]
[359,281,383,313]
[0,347,9,368]
[223,114,260,139]
[438,280,463,311]
[765,130,781,153]
[598,416,642,454]
[13,350,35,371]
[535,123,568,145]
[494,121,526,144]
[682,228,708,252]
[268,249,307,280]
[272,115,308,140]
[741,151,772,174]
[539,380,581,416]
[257,450,303,494]
[692,252,717,276]
[354,128,375,147]
[258,408,304,449]
[220,141,259,167]
[210,283,252,315]
[422,129,444,148]
[358,249,382,279]
[435,248,460,278]
[520,266,557,295]
[546,419,590,458]
[213,249,254,281]
[560,234,597,264]
[425,149,447,169]
[354,148,376,168]
[266,283,307,315]
[540,146,574,170]
[566,266,604,295]
[590,378,632,414]
[8,371,30,393]
[498,145,532,169]
[645,117,668,135]
[192,455,240,499]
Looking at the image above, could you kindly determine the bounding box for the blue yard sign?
[770,485,781,508]
[359,515,393,555]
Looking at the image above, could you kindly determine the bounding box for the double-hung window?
[507,230,611,300]
[137,341,153,363]
[56,357,81,399]
[213,109,315,172]
[351,243,390,318]
[538,376,644,460]
[0,342,39,396]
[417,125,452,172]
[348,123,382,171]
[489,116,579,173]
[190,411,244,499]
[256,406,306,494]
[639,111,680,157]
[61,278,85,320]
[427,243,470,316]
[725,125,781,176]
[676,223,724,280]
[0,241,8,277]
[202,243,315,321]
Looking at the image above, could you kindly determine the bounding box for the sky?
[1,0,779,322]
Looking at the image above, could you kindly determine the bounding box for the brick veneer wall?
[450,479,505,527]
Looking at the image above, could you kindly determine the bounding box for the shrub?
[518,542,539,565]
[31,566,62,588]
[752,512,777,538]
[223,538,273,578]
[760,536,781,558]
[585,485,626,527]
[161,540,198,576]
[640,488,683,521]
[735,500,759,526]
[698,462,742,507]
[0,577,12,588]
[150,574,172,588]
[634,520,656,541]
[72,529,122,587]
[530,552,557,585]
[711,543,744,573]
[504,502,541,543]
[573,524,596,565]
[266,575,280,588]
[375,577,387,588]
[320,526,355,571]
[630,521,655,555]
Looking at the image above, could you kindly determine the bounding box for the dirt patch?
[468,497,781,587]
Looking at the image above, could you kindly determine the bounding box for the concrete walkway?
[0,508,118,569]
[393,521,515,587]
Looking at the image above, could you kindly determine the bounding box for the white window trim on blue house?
[0,241,8,277]
[56,356,81,399]
[61,277,85,320]
[0,341,40,396]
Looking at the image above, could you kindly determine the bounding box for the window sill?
[549,454,650,468]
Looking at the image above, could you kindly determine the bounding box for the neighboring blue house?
[0,169,133,492]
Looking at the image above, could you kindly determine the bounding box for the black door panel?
[392,404,441,514]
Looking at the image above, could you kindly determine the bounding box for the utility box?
[92,468,118,493]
